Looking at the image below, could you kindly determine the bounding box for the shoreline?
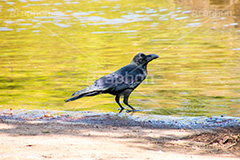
[0,109,240,159]
[1,109,240,129]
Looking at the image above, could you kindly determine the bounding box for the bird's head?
[131,53,159,66]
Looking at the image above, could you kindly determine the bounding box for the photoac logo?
[10,9,51,18]
[86,72,155,86]
[192,9,232,17]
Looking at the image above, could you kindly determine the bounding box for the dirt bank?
[0,120,239,160]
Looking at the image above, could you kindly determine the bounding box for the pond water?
[0,0,240,117]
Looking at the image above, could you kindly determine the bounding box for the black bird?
[65,53,159,113]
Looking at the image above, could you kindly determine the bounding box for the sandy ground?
[0,120,239,160]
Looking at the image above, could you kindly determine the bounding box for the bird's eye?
[139,53,146,59]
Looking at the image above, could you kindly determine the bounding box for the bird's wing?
[94,64,146,92]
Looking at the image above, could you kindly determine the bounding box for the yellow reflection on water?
[0,0,239,116]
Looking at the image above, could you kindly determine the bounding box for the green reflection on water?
[0,0,239,116]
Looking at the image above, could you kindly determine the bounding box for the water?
[0,0,240,117]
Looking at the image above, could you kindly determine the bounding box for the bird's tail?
[65,85,101,102]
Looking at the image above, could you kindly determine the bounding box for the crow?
[65,53,159,113]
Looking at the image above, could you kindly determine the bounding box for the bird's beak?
[146,54,159,62]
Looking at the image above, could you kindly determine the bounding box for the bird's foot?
[126,109,137,114]
[118,108,125,114]
[126,110,132,113]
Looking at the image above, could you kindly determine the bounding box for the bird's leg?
[123,95,136,113]
[115,95,124,113]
